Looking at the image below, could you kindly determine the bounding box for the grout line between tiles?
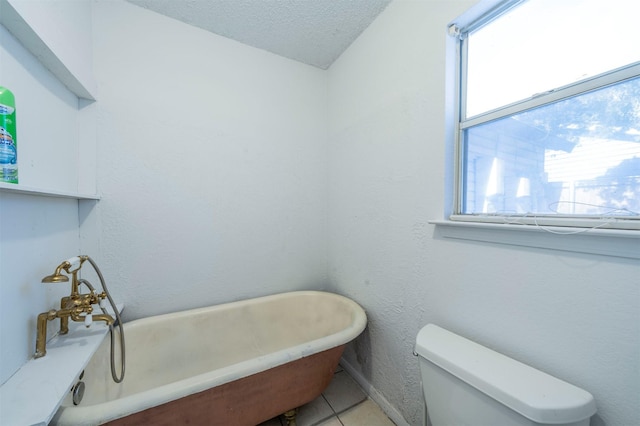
[332,398,368,418]
[307,390,362,426]
[306,395,339,426]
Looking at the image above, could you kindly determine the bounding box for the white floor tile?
[316,417,343,426]
[295,395,335,426]
[338,399,396,426]
[322,371,366,413]
[260,368,393,426]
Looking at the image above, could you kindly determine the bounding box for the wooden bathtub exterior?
[52,291,366,426]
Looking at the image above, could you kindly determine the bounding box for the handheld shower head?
[41,256,87,283]
[42,262,71,283]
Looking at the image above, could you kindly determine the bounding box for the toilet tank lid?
[415,324,597,424]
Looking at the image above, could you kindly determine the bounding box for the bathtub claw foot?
[283,408,298,426]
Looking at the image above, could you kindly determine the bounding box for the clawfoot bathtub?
[52,291,367,425]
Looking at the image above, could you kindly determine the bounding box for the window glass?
[462,76,640,216]
[466,0,640,117]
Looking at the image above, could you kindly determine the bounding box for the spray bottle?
[0,86,18,184]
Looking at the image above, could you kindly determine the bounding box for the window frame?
[435,0,640,259]
[449,0,640,231]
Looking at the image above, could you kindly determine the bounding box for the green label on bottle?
[0,86,18,184]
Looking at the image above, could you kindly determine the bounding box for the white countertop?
[0,305,123,426]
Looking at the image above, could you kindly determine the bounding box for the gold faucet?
[35,256,114,358]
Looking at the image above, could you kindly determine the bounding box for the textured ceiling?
[126,0,392,69]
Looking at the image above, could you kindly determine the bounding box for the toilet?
[415,324,596,426]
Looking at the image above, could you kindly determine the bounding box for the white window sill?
[430,220,640,259]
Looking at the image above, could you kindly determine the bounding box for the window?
[450,0,640,231]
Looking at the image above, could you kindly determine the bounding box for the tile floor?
[259,365,396,426]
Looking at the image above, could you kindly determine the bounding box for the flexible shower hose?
[78,256,125,383]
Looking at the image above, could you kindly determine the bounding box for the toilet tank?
[415,324,596,426]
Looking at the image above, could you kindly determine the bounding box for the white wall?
[327,1,640,426]
[90,0,328,320]
[0,16,94,383]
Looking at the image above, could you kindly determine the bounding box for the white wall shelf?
[0,182,100,200]
[0,305,123,426]
[0,0,97,100]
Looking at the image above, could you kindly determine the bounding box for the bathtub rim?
[52,290,367,426]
